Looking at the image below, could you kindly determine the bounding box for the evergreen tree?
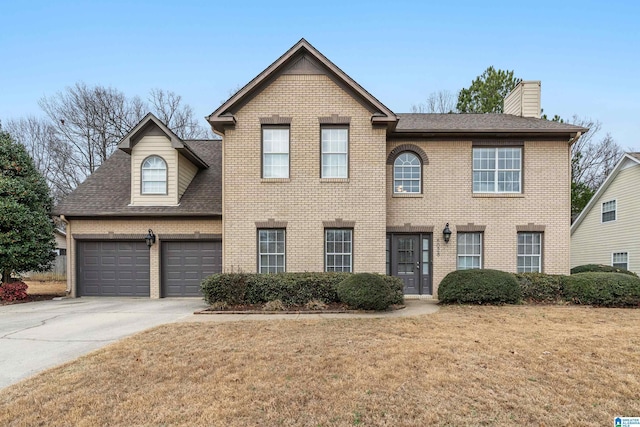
[0,127,56,283]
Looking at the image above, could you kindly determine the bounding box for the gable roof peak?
[207,38,397,134]
[118,112,208,169]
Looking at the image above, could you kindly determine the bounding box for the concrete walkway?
[0,298,438,390]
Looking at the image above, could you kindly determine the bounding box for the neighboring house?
[571,153,640,274]
[54,229,67,256]
[54,39,587,299]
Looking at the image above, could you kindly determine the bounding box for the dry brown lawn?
[23,280,66,296]
[1,305,639,426]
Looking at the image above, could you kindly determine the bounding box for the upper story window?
[141,155,167,194]
[394,152,421,193]
[262,127,289,178]
[321,127,348,178]
[602,200,616,222]
[473,147,521,193]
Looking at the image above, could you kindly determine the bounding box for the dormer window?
[141,156,167,194]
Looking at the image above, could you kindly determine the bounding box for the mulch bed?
[197,303,406,315]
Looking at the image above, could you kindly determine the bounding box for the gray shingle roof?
[628,152,640,161]
[53,140,221,217]
[395,113,589,134]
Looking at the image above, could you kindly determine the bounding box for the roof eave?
[390,128,587,139]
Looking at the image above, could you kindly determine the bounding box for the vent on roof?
[504,81,541,119]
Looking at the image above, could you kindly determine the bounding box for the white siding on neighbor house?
[571,161,640,273]
[55,232,67,250]
[130,135,179,206]
[178,153,198,200]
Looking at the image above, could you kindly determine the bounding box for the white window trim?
[456,232,483,270]
[472,147,522,194]
[517,232,543,273]
[258,229,286,274]
[611,251,629,270]
[601,199,617,223]
[321,127,349,179]
[325,229,353,272]
[393,152,422,194]
[262,127,290,179]
[141,155,168,195]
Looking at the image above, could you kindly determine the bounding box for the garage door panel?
[162,240,222,297]
[77,241,150,297]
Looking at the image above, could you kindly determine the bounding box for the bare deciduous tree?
[569,115,623,190]
[149,89,209,139]
[411,90,458,113]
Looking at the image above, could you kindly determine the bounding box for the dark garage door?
[77,241,150,296]
[161,240,222,297]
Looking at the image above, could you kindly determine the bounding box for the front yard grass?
[1,305,639,426]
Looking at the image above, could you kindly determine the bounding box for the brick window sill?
[392,193,424,198]
[320,178,350,183]
[261,178,291,183]
[472,193,525,198]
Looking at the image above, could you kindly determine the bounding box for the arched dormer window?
[141,156,167,194]
[393,152,421,194]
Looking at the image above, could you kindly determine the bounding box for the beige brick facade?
[222,74,387,274]
[386,139,572,295]
[66,218,221,298]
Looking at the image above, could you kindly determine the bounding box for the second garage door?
[161,240,222,297]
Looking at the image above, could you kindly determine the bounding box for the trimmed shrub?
[336,273,399,311]
[0,281,29,302]
[200,273,249,305]
[570,264,637,277]
[438,269,521,304]
[201,272,347,306]
[381,275,405,305]
[263,300,286,311]
[562,272,640,307]
[515,273,564,303]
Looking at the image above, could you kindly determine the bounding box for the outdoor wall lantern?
[442,223,452,243]
[144,229,156,248]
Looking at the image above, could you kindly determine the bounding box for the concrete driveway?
[0,297,207,389]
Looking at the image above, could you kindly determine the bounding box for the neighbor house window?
[394,152,421,193]
[602,200,616,222]
[321,127,348,178]
[612,252,628,270]
[258,229,285,273]
[325,229,352,272]
[473,147,521,193]
[262,127,289,178]
[141,156,167,194]
[457,232,482,270]
[517,232,542,273]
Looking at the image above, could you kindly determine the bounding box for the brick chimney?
[504,81,541,119]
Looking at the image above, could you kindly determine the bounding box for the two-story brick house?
[55,39,587,298]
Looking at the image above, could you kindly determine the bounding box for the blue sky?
[1,0,639,150]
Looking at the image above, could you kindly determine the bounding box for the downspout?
[59,215,71,295]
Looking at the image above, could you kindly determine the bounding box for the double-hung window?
[325,229,352,272]
[258,229,285,273]
[612,252,628,270]
[517,232,542,273]
[262,127,289,178]
[473,147,521,193]
[457,232,482,270]
[321,127,348,178]
[602,200,616,222]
